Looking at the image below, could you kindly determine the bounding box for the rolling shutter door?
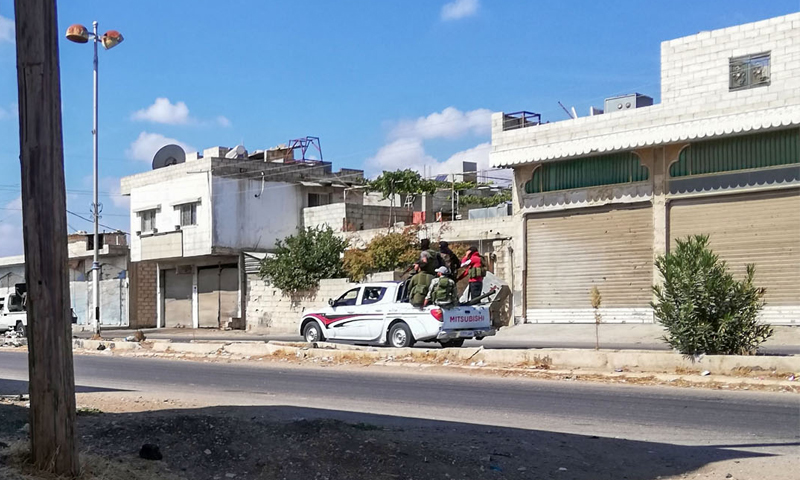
[526,205,653,323]
[669,189,800,324]
[163,269,192,328]
[198,265,240,328]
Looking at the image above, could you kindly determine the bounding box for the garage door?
[669,189,800,324]
[526,205,653,323]
[163,269,192,328]
[198,265,239,328]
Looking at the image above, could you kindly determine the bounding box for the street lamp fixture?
[65,22,124,337]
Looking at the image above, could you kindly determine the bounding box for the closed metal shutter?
[526,205,653,323]
[669,189,800,324]
[198,265,240,328]
[163,269,192,328]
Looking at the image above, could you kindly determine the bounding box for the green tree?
[368,169,438,228]
[259,226,348,293]
[652,235,772,356]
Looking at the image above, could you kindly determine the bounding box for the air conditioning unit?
[604,93,653,113]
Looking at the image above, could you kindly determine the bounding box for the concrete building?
[491,13,800,325]
[120,144,363,329]
[0,232,140,327]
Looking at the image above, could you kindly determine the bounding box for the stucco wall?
[212,178,303,252]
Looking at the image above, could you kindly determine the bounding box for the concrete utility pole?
[14,0,80,475]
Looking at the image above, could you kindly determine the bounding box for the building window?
[308,193,330,207]
[729,52,770,91]
[177,203,197,226]
[140,209,156,233]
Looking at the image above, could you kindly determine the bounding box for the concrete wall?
[343,216,516,249]
[245,272,398,333]
[212,178,303,252]
[129,171,213,262]
[245,277,350,333]
[304,203,415,232]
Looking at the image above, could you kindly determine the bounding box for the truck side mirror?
[328,298,335,307]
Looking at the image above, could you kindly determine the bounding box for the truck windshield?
[7,293,24,312]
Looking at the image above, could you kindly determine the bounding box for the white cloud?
[390,107,491,141]
[132,98,193,125]
[0,15,14,44]
[367,140,493,177]
[126,132,195,163]
[216,116,231,127]
[441,0,479,21]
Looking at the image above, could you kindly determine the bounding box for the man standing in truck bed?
[458,246,486,301]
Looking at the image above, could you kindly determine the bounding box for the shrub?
[343,230,419,281]
[652,235,771,356]
[259,226,348,293]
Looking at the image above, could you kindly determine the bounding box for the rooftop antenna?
[558,101,577,120]
[152,144,186,170]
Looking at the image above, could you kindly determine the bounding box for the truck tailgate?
[442,306,491,330]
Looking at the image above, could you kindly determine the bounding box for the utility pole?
[91,20,101,337]
[14,0,79,475]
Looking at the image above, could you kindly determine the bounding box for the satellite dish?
[152,144,186,170]
[225,144,247,159]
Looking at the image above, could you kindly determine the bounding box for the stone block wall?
[245,272,400,334]
[129,261,157,329]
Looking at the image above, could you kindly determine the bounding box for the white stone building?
[492,13,800,325]
[120,145,363,329]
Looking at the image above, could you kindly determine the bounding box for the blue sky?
[0,0,797,256]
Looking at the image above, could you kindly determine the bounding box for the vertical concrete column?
[511,164,534,324]
[155,262,162,328]
[192,265,199,329]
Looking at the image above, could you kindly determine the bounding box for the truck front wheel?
[388,322,414,348]
[15,322,26,337]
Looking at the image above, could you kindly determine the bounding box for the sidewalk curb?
[70,339,800,382]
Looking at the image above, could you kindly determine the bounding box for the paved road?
[73,330,800,354]
[1,351,797,454]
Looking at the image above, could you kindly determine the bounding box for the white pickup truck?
[299,280,496,348]
[0,287,27,336]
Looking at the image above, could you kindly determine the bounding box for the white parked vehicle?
[299,280,496,348]
[0,286,27,336]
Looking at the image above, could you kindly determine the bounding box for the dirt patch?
[0,400,784,480]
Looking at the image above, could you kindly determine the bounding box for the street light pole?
[91,20,100,336]
[66,22,122,338]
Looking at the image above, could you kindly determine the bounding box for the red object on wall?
[413,211,426,224]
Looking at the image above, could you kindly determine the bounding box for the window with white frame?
[140,209,157,233]
[177,202,198,226]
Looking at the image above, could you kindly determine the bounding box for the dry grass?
[0,440,185,480]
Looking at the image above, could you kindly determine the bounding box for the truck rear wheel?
[440,339,465,348]
[388,322,414,348]
[15,321,26,337]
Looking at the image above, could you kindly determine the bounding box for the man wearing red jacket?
[458,246,486,301]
